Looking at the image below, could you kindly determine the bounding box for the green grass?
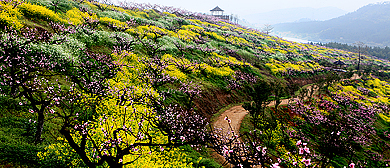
[3,0,389,166]
[0,96,64,167]
[239,112,254,137]
[0,117,44,167]
[180,145,222,168]
[0,115,67,167]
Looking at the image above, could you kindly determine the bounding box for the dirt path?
[212,74,361,166]
[213,100,293,140]
[213,73,361,134]
[213,106,249,139]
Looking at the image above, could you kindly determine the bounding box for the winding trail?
[212,74,361,167]
[213,98,293,143]
[212,104,288,168]
[213,106,249,139]
[212,105,249,168]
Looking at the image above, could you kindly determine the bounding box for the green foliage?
[239,113,255,143]
[126,9,149,19]
[236,49,259,64]
[98,10,132,22]
[145,9,160,19]
[4,0,390,167]
[180,145,221,168]
[160,36,180,51]
[0,117,43,167]
[0,114,75,168]
[73,30,115,48]
[31,35,85,62]
[155,17,171,28]
[53,0,80,13]
[0,96,28,115]
[26,0,79,12]
[37,140,86,168]
[243,80,273,122]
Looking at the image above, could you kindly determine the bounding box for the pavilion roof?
[334,60,346,65]
[211,6,224,11]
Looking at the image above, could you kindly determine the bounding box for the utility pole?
[354,41,366,71]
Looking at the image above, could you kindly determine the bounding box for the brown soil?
[214,105,248,139]
[211,105,250,167]
[192,89,246,167]
[211,74,361,167]
[194,89,245,121]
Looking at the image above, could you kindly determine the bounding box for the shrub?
[289,93,382,167]
[202,64,234,77]
[180,145,221,168]
[73,30,115,48]
[189,19,219,29]
[160,36,181,54]
[81,0,98,11]
[177,29,200,42]
[132,16,153,25]
[205,31,225,41]
[0,12,23,29]
[155,17,172,28]
[148,19,166,29]
[90,31,115,46]
[29,35,85,62]
[37,138,86,168]
[66,8,97,25]
[126,9,149,19]
[182,24,204,33]
[31,43,75,62]
[99,16,128,29]
[145,9,160,19]
[0,1,23,29]
[18,3,66,23]
[161,54,188,80]
[55,35,86,59]
[226,36,252,47]
[98,10,132,22]
[131,25,175,39]
[162,12,177,18]
[26,0,79,12]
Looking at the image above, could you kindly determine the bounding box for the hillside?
[1,0,390,167]
[274,2,390,47]
[244,7,347,26]
[320,42,390,60]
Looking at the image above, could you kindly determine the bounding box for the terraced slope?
[1,0,390,167]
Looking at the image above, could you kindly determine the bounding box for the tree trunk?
[34,108,45,143]
[60,125,97,168]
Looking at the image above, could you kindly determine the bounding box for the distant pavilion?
[210,6,230,20]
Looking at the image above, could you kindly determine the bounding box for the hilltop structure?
[210,6,230,21]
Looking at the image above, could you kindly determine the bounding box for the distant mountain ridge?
[274,2,390,47]
[243,7,347,26]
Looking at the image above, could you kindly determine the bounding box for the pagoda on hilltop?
[210,6,230,20]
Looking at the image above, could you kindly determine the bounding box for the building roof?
[334,60,346,65]
[210,6,224,12]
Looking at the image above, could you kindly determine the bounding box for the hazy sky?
[128,0,387,16]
